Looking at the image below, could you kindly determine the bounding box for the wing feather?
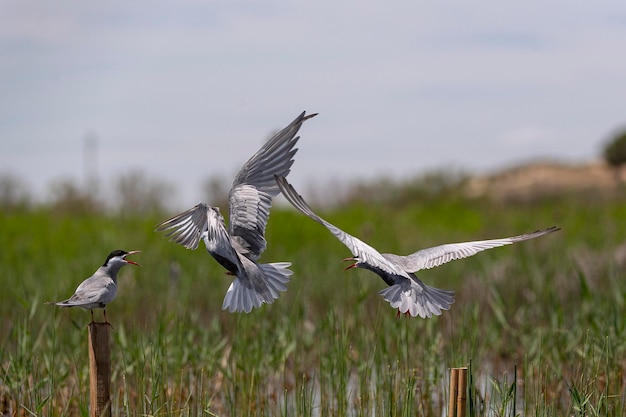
[57,279,115,307]
[229,112,316,259]
[276,176,402,276]
[394,226,560,272]
[155,203,210,250]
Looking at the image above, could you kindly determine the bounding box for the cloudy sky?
[2,1,626,206]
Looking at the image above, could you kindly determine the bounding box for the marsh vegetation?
[1,174,625,416]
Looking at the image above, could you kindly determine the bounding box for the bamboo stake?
[448,368,459,417]
[88,323,111,417]
[456,367,468,417]
[448,367,468,417]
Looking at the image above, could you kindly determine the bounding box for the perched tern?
[48,250,141,323]
[276,176,560,318]
[156,111,317,313]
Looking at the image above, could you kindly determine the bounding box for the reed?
[1,192,626,416]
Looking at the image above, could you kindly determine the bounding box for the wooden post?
[456,367,467,417]
[448,368,459,417]
[88,323,111,417]
[448,367,468,417]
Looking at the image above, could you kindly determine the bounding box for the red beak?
[124,250,141,266]
[341,257,357,271]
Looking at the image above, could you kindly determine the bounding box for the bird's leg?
[341,257,357,271]
[103,309,113,328]
[90,309,95,324]
[395,310,411,319]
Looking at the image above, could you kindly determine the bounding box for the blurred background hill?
[2,158,624,214]
[3,114,625,213]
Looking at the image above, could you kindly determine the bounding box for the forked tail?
[222,262,293,313]
[378,281,455,318]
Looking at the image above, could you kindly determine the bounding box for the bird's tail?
[378,282,455,318]
[45,300,74,308]
[222,262,292,313]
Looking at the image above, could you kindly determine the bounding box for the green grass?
[1,191,626,416]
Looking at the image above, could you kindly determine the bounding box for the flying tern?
[276,176,560,318]
[156,111,317,313]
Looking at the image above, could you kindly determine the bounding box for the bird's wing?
[155,203,210,249]
[276,176,402,276]
[396,226,561,272]
[58,278,115,306]
[227,185,273,258]
[229,111,317,259]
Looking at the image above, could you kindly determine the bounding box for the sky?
[2,1,626,208]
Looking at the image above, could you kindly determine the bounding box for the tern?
[156,111,317,313]
[275,176,560,318]
[48,250,141,323]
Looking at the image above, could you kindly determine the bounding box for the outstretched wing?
[392,226,560,272]
[155,203,210,249]
[276,176,403,277]
[229,111,317,259]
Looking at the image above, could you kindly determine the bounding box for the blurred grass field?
[1,185,625,416]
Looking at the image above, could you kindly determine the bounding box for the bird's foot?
[395,309,411,319]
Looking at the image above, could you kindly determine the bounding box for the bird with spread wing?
[276,175,560,318]
[156,111,316,313]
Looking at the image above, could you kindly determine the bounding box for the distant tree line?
[0,170,188,215]
[3,128,625,213]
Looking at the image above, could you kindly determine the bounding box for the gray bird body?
[276,176,560,318]
[157,111,316,313]
[50,250,140,322]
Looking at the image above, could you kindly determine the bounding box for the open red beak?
[124,250,141,266]
[341,257,357,271]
